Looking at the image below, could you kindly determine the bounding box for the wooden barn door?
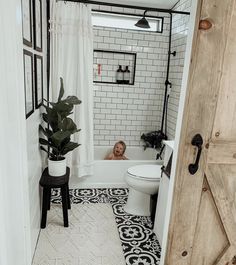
[165,0,236,264]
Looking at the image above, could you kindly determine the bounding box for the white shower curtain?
[50,0,94,177]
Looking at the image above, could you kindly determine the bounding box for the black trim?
[33,0,43,52]
[22,0,33,47]
[161,152,173,179]
[46,0,50,157]
[160,13,173,134]
[92,9,164,18]
[34,54,43,108]
[46,0,50,104]
[92,9,164,33]
[57,0,190,15]
[23,49,34,118]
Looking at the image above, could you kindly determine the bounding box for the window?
[92,11,163,33]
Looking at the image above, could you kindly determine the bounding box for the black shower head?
[135,11,150,29]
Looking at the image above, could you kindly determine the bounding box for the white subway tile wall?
[93,7,170,147]
[93,2,192,146]
[167,0,192,139]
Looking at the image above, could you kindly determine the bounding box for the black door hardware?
[188,134,203,175]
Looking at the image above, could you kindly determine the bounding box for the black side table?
[39,167,71,228]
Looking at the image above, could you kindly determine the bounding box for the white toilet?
[124,164,162,216]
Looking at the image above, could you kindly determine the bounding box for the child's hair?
[114,140,126,155]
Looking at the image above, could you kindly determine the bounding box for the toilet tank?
[153,140,174,246]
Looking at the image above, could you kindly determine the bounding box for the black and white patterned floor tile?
[51,188,161,265]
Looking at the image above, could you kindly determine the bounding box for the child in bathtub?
[105,141,128,160]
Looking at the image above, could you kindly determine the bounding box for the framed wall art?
[33,0,42,51]
[22,0,32,47]
[23,50,34,118]
[34,54,43,108]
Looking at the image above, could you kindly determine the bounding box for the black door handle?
[188,134,203,175]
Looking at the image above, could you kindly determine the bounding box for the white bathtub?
[69,146,163,188]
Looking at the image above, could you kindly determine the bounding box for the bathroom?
[1,0,193,264]
[4,0,236,264]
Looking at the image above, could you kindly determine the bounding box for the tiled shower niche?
[93,50,136,85]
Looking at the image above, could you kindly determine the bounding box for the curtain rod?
[57,0,190,15]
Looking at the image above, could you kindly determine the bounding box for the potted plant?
[39,77,81,177]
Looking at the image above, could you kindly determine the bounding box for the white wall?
[0,0,47,264]
[167,0,192,139]
[24,0,48,256]
[93,6,170,147]
[0,1,31,264]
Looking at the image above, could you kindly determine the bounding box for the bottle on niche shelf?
[116,65,124,84]
[123,66,130,84]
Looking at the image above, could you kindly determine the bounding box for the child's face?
[114,143,124,156]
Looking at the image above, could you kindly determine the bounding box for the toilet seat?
[127,165,161,181]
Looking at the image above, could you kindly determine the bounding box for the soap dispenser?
[123,66,130,84]
[116,65,124,84]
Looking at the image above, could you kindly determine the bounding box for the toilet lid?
[127,165,161,180]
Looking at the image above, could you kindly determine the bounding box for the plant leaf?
[44,107,59,131]
[39,138,49,145]
[40,146,48,153]
[51,131,72,146]
[45,128,53,137]
[59,117,78,132]
[57,77,65,102]
[39,124,46,134]
[39,125,53,138]
[61,142,80,155]
[40,146,55,158]
[42,113,49,123]
[54,102,74,115]
[63,96,81,105]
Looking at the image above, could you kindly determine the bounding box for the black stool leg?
[47,188,51,210]
[66,184,71,210]
[41,188,49,229]
[61,186,68,227]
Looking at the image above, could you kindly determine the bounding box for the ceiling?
[96,0,178,9]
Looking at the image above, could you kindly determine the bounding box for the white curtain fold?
[50,0,94,177]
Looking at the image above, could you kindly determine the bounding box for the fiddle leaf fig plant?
[39,77,81,160]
